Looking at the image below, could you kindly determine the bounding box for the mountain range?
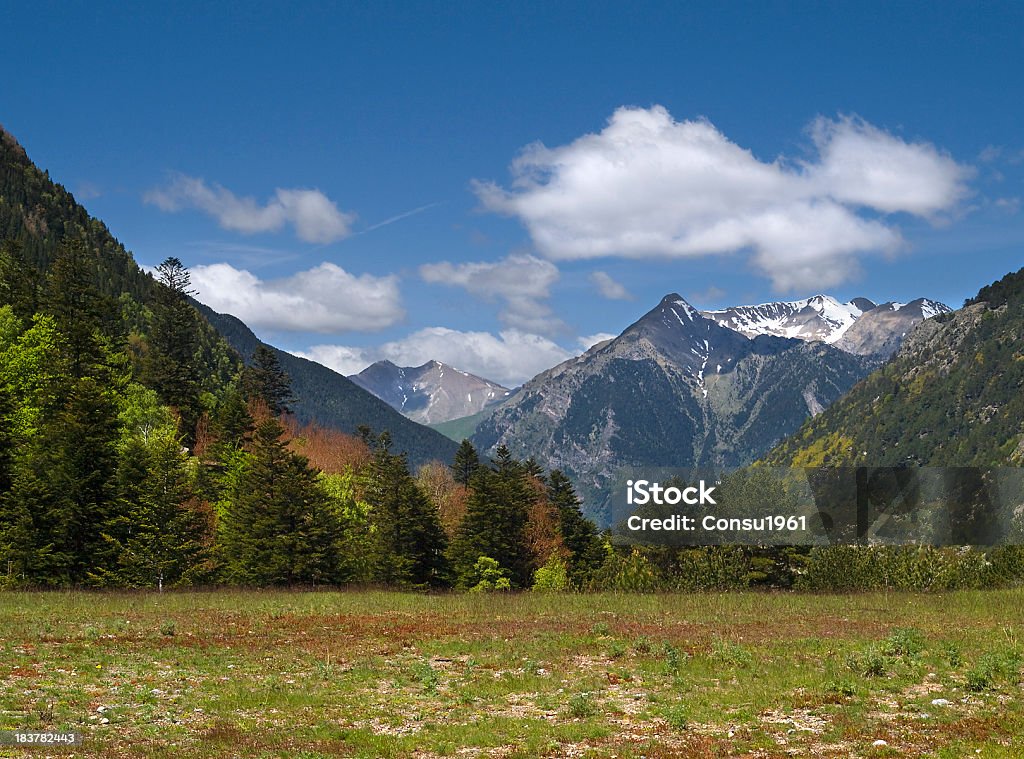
[465,290,951,522]
[349,360,510,425]
[702,294,950,355]
[195,305,458,469]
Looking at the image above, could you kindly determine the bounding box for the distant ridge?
[350,359,509,425]
[195,304,458,469]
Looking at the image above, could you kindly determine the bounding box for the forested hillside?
[766,267,1024,468]
[0,125,602,589]
[197,305,456,469]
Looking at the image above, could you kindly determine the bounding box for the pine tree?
[450,445,534,588]
[219,418,340,585]
[43,237,116,379]
[144,257,203,443]
[450,439,480,486]
[97,386,211,588]
[363,436,450,587]
[242,345,294,416]
[547,470,604,587]
[6,375,122,584]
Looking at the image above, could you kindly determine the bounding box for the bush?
[466,556,511,593]
[566,692,596,718]
[589,549,662,592]
[669,547,750,591]
[532,555,569,592]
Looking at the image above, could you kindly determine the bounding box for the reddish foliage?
[284,418,372,473]
[416,461,469,538]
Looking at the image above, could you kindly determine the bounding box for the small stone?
[872,739,888,748]
[99,717,109,725]
[96,706,107,713]
[931,698,951,706]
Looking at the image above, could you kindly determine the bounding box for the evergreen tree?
[450,439,480,486]
[43,237,116,379]
[97,386,211,588]
[450,445,534,588]
[0,240,41,319]
[219,418,340,585]
[242,345,294,416]
[6,375,122,584]
[547,469,604,587]
[363,435,450,587]
[143,257,203,443]
[211,383,254,452]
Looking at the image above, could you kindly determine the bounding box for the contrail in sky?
[358,202,442,234]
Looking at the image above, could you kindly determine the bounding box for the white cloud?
[419,253,566,335]
[297,328,576,387]
[475,106,973,291]
[191,262,403,333]
[145,174,355,243]
[589,271,633,300]
[578,332,617,351]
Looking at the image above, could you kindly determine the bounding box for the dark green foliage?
[43,238,119,379]
[546,469,604,586]
[450,445,534,588]
[4,375,122,585]
[242,345,295,415]
[451,438,480,486]
[98,420,211,588]
[143,257,204,441]
[362,436,450,587]
[218,419,341,585]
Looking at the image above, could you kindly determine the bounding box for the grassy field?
[0,589,1022,758]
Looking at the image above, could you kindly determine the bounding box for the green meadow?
[0,590,1021,757]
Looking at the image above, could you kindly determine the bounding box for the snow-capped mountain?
[472,293,875,523]
[349,360,510,425]
[703,295,951,356]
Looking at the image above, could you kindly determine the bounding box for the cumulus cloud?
[297,328,575,387]
[419,253,566,335]
[474,106,973,291]
[145,174,355,243]
[589,271,633,300]
[191,262,403,333]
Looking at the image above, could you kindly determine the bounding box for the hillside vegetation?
[767,267,1024,468]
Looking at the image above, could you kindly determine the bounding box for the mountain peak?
[349,359,509,425]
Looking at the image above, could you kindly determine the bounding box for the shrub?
[532,555,569,592]
[589,549,662,592]
[466,556,511,593]
[670,547,750,591]
[798,546,1001,591]
[882,627,925,658]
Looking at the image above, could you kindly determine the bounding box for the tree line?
[0,241,605,589]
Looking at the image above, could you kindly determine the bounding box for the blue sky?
[3,1,1022,385]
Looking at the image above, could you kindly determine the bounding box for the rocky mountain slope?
[702,295,950,356]
[350,360,509,425]
[473,294,876,522]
